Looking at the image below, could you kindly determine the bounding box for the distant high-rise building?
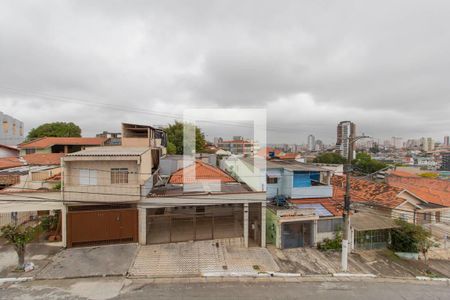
[315,139,324,151]
[307,134,315,151]
[442,152,450,171]
[336,121,356,159]
[0,111,24,146]
[427,137,435,151]
[444,136,449,147]
[391,137,403,149]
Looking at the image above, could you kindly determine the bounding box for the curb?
[0,277,33,284]
[416,276,450,282]
[333,273,377,278]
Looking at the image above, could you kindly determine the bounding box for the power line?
[0,84,306,135]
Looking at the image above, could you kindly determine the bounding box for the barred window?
[318,218,343,233]
[111,168,129,184]
[267,176,278,184]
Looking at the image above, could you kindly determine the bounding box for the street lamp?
[341,134,370,272]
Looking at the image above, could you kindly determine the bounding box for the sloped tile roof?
[0,153,64,170]
[331,175,406,208]
[0,157,23,170]
[387,175,450,207]
[169,160,236,184]
[19,137,105,149]
[23,153,64,165]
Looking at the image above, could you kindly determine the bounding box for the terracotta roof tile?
[23,153,64,165]
[279,153,300,160]
[331,175,406,208]
[19,137,105,149]
[387,175,450,207]
[169,160,236,184]
[0,157,23,170]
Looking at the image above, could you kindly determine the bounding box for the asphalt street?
[1,278,450,300]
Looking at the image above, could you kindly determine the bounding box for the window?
[318,218,343,233]
[111,168,129,184]
[25,149,36,154]
[267,176,278,184]
[400,213,408,221]
[79,169,97,185]
[2,120,8,134]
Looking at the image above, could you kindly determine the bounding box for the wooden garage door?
[67,208,138,247]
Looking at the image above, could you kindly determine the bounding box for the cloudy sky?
[1,0,449,145]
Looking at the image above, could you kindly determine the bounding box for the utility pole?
[341,134,370,272]
[341,138,353,272]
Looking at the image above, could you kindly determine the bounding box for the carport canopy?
[351,212,399,231]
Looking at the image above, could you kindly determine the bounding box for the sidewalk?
[129,238,280,277]
[37,244,138,279]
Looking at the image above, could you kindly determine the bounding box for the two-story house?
[61,123,165,248]
[223,157,343,249]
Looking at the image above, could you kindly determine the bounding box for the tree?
[419,172,439,179]
[27,122,81,140]
[1,224,37,269]
[166,142,177,155]
[313,152,346,164]
[390,219,437,265]
[353,152,387,174]
[165,121,206,154]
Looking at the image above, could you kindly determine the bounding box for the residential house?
[223,157,344,249]
[332,175,449,225]
[0,144,19,158]
[0,153,64,190]
[140,160,266,248]
[385,171,450,221]
[61,123,166,247]
[217,138,258,156]
[19,137,106,155]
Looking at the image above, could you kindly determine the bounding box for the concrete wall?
[222,157,265,192]
[63,157,147,203]
[266,208,278,245]
[0,112,24,146]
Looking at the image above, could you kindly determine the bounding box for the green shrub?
[40,215,58,232]
[317,230,342,251]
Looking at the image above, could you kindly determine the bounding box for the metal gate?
[146,205,243,244]
[67,208,138,247]
[281,222,312,249]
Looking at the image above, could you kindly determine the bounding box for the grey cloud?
[0,0,449,143]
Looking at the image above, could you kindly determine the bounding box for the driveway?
[37,243,138,279]
[129,238,279,277]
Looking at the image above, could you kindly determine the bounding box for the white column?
[261,202,266,248]
[61,205,67,248]
[312,220,318,246]
[138,206,147,245]
[244,203,249,248]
